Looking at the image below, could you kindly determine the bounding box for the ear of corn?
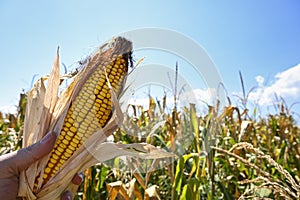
[18,37,176,200]
[33,37,132,192]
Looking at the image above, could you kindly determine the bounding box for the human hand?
[0,131,83,200]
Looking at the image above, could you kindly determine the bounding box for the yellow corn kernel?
[54,150,62,156]
[65,122,72,128]
[62,139,69,145]
[50,158,57,164]
[70,127,77,133]
[68,144,76,151]
[43,174,48,179]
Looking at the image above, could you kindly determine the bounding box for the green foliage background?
[1,81,299,199]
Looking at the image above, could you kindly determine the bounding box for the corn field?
[0,38,299,199]
[1,78,299,199]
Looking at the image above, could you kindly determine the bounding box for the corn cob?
[34,37,132,191]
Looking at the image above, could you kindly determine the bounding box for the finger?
[60,190,72,200]
[71,172,84,185]
[15,131,56,172]
[64,173,83,199]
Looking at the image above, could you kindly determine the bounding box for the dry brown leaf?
[145,185,161,200]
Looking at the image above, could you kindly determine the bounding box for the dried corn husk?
[18,37,175,199]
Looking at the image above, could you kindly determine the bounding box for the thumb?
[14,131,56,173]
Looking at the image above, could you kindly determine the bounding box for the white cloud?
[255,75,265,87]
[125,88,217,114]
[181,88,217,105]
[0,105,17,114]
[126,88,216,106]
[249,64,300,106]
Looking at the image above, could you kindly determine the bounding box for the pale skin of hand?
[0,131,83,200]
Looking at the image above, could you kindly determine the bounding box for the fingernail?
[63,190,72,200]
[72,172,84,185]
[40,131,55,144]
[79,172,84,179]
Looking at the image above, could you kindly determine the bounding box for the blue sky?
[1,1,300,119]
